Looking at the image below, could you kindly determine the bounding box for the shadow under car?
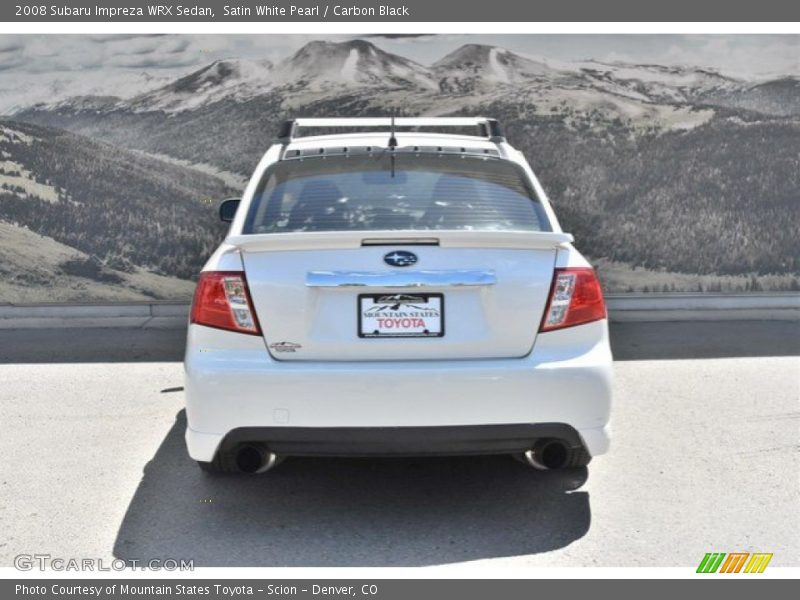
[113,411,591,567]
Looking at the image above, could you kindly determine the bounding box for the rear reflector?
[190,271,261,335]
[539,267,606,332]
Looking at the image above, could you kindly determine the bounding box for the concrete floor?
[0,321,797,567]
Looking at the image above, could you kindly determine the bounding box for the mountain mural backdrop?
[2,38,799,301]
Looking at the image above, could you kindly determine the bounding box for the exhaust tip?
[235,444,280,474]
[523,439,570,470]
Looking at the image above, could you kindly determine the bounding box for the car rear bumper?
[184,319,612,462]
[188,423,600,458]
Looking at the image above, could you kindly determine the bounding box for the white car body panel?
[243,245,555,361]
[185,319,612,462]
[185,125,612,464]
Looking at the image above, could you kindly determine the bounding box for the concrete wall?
[0,293,797,329]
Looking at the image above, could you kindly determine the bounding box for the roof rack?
[277,117,505,144]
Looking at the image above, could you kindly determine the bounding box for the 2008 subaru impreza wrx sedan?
[184,117,612,474]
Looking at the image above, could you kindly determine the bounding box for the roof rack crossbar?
[277,117,505,143]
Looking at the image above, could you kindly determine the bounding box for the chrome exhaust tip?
[523,439,570,470]
[235,444,281,474]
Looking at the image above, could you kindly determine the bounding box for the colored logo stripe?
[744,553,773,573]
[697,552,773,573]
[697,553,726,573]
[719,553,749,573]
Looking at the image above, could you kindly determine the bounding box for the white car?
[184,117,611,474]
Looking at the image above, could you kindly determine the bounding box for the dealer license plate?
[358,293,444,338]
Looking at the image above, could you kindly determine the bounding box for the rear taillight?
[539,267,606,332]
[190,271,261,335]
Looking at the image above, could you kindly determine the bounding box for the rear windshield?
[242,154,551,234]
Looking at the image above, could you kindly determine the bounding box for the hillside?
[0,220,196,303]
[700,77,800,117]
[478,101,800,276]
[0,121,234,292]
[8,40,800,292]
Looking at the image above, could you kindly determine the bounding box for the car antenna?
[388,110,397,178]
[388,110,398,148]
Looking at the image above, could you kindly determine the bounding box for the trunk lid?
[233,231,569,361]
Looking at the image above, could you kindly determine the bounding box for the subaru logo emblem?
[384,250,417,267]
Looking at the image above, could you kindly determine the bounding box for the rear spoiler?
[278,117,505,143]
[226,230,573,253]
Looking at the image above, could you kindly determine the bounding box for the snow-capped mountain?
[0,69,180,115]
[127,58,274,112]
[273,40,437,91]
[61,40,440,114]
[433,44,568,93]
[14,40,797,119]
[575,61,742,103]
